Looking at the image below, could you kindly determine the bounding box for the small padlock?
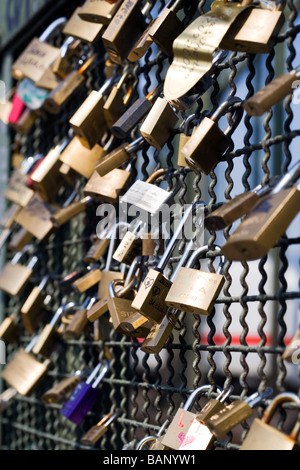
[0,310,20,344]
[103,72,134,128]
[80,409,121,446]
[71,267,101,293]
[64,297,97,340]
[7,227,34,253]
[182,98,244,175]
[220,1,285,54]
[62,8,104,43]
[50,196,93,228]
[21,275,51,335]
[84,237,110,265]
[1,335,51,396]
[41,369,91,404]
[95,137,145,177]
[244,65,300,116]
[0,249,38,296]
[78,0,122,24]
[240,392,300,450]
[60,360,110,424]
[111,84,163,139]
[282,326,300,363]
[206,387,273,440]
[32,302,78,358]
[165,245,225,316]
[140,96,179,150]
[222,162,300,261]
[101,0,147,65]
[161,385,222,450]
[69,75,120,150]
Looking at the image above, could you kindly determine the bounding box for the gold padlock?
[21,275,51,335]
[71,267,102,294]
[62,8,104,43]
[80,409,121,446]
[83,168,131,204]
[140,310,179,355]
[103,72,134,128]
[0,250,38,296]
[84,237,110,265]
[95,137,145,177]
[41,369,88,404]
[64,297,97,340]
[0,310,20,344]
[50,196,93,228]
[78,0,122,24]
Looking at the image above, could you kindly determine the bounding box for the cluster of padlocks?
[0,0,299,451]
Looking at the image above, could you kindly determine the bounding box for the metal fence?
[0,0,300,451]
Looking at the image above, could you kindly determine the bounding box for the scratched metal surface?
[0,0,300,450]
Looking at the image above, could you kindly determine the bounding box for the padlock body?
[84,237,110,264]
[71,269,102,293]
[0,262,33,296]
[182,117,230,175]
[113,231,142,264]
[206,400,253,439]
[165,267,225,315]
[81,423,107,445]
[60,382,100,424]
[131,269,171,324]
[103,86,126,128]
[43,71,85,114]
[30,147,64,201]
[178,418,215,450]
[60,137,106,179]
[8,227,34,252]
[222,187,300,261]
[0,317,19,343]
[149,9,184,57]
[32,324,60,358]
[63,8,104,43]
[64,309,89,340]
[41,375,81,404]
[4,170,35,207]
[83,169,131,204]
[21,286,46,335]
[108,297,151,337]
[1,349,49,396]
[141,311,177,354]
[240,418,296,450]
[161,408,197,450]
[79,0,122,24]
[177,133,190,167]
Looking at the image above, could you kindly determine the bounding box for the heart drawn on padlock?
[144,277,154,289]
[177,432,195,447]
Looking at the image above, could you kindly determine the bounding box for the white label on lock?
[178,418,214,451]
[120,180,171,215]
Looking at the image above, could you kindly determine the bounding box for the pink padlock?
[8,94,26,124]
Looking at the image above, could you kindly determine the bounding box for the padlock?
[142,233,164,257]
[222,163,300,261]
[165,245,225,316]
[64,297,97,340]
[182,98,244,175]
[95,137,145,177]
[140,97,179,150]
[1,335,51,396]
[69,75,120,150]
[0,204,24,251]
[84,237,110,265]
[103,72,134,129]
[87,223,126,322]
[0,249,38,296]
[32,302,78,358]
[50,36,81,80]
[177,114,198,168]
[21,275,51,335]
[220,0,286,54]
[240,392,300,450]
[83,167,131,205]
[71,267,101,293]
[131,202,203,324]
[7,226,34,253]
[178,387,233,450]
[43,54,95,115]
[50,196,93,228]
[60,360,110,424]
[161,385,222,450]
[136,419,171,450]
[9,107,38,135]
[59,136,107,179]
[101,0,147,65]
[78,0,122,24]
[244,64,300,116]
[0,310,20,344]
[282,326,300,363]
[206,387,273,440]
[29,139,70,201]
[80,409,121,446]
[11,17,66,83]
[41,369,91,404]
[111,83,163,139]
[62,8,104,43]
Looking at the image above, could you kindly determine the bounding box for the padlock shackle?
[50,301,77,327]
[98,74,122,96]
[185,244,225,274]
[60,36,76,58]
[261,392,300,426]
[183,384,223,411]
[125,136,146,155]
[217,385,234,403]
[39,17,67,43]
[92,360,110,388]
[38,274,51,291]
[271,158,300,195]
[21,153,44,175]
[246,386,273,407]
[210,97,244,140]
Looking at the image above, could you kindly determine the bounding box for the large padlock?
[11,17,66,83]
[182,98,244,175]
[222,161,300,261]
[78,0,122,24]
[165,245,225,316]
[240,392,300,450]
[220,0,286,54]
[161,385,222,450]
[62,8,104,43]
[0,249,38,296]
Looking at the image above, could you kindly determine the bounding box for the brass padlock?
[69,75,119,149]
[95,137,145,177]
[140,97,179,150]
[83,167,131,204]
[62,8,104,43]
[182,98,244,175]
[177,114,199,168]
[161,385,221,450]
[84,237,110,265]
[21,275,51,335]
[206,388,273,440]
[0,310,20,344]
[240,392,300,450]
[80,409,121,446]
[220,1,285,54]
[30,139,70,201]
[101,0,147,64]
[32,302,78,358]
[64,297,97,340]
[50,36,81,80]
[59,136,107,179]
[165,245,225,316]
[71,267,102,294]
[222,163,300,261]
[244,65,300,117]
[41,369,90,404]
[7,227,34,253]
[282,326,300,363]
[1,336,51,396]
[78,0,122,24]
[11,17,66,83]
[136,419,171,450]
[140,309,179,355]
[103,73,134,128]
[111,83,163,139]
[50,196,93,228]
[9,108,38,135]
[0,250,38,296]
